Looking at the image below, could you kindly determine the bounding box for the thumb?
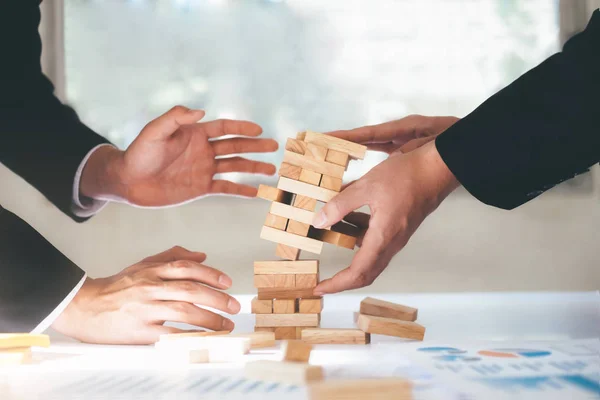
[142,106,205,140]
[312,181,366,229]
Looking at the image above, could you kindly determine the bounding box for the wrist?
[422,140,460,205]
[79,146,128,201]
[51,277,97,338]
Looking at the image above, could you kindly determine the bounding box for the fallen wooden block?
[229,331,276,349]
[279,162,303,180]
[278,177,337,203]
[0,348,32,366]
[270,201,315,225]
[295,274,318,289]
[304,130,367,160]
[298,298,323,314]
[285,138,308,154]
[293,194,318,211]
[281,340,313,362]
[283,151,345,179]
[257,184,292,203]
[273,299,297,314]
[258,287,320,300]
[245,360,323,385]
[261,226,323,254]
[325,149,350,167]
[357,314,425,341]
[360,297,418,322]
[251,297,273,314]
[287,220,311,237]
[320,175,342,192]
[275,243,301,260]
[264,213,288,230]
[158,330,230,342]
[309,378,413,400]
[299,169,322,186]
[254,260,319,275]
[301,328,370,345]
[254,274,295,288]
[255,313,320,328]
[0,334,50,349]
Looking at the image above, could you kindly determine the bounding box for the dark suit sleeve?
[0,1,109,222]
[435,10,600,210]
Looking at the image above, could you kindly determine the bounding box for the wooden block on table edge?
[254,274,296,288]
[275,243,301,260]
[298,298,323,313]
[261,226,323,254]
[299,169,322,186]
[304,130,367,160]
[357,314,425,341]
[293,194,318,211]
[245,360,323,385]
[279,162,302,180]
[309,378,413,400]
[255,313,320,327]
[320,175,342,192]
[257,184,291,203]
[283,151,345,179]
[264,213,288,230]
[360,297,418,322]
[287,220,311,237]
[251,297,273,314]
[254,260,319,275]
[305,142,328,161]
[295,273,318,289]
[258,287,321,300]
[301,328,370,345]
[0,334,50,349]
[309,228,356,250]
[281,340,313,362]
[273,299,297,314]
[279,177,337,203]
[285,138,308,155]
[325,149,350,167]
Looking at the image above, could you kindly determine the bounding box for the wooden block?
[287,220,311,237]
[155,336,251,362]
[325,149,350,167]
[301,328,370,345]
[285,138,308,155]
[275,327,298,340]
[159,330,230,342]
[296,131,307,141]
[281,340,313,362]
[295,274,318,288]
[360,297,418,322]
[255,314,320,327]
[230,331,276,349]
[309,229,356,250]
[279,162,302,180]
[279,177,337,203]
[331,221,362,237]
[157,348,210,364]
[257,184,289,203]
[309,378,413,400]
[270,201,315,225]
[0,334,50,349]
[254,260,319,275]
[298,298,323,314]
[258,287,320,300]
[273,299,297,314]
[251,297,273,314]
[264,213,288,230]
[261,226,323,254]
[357,314,425,341]
[245,360,323,385]
[320,175,342,192]
[304,130,367,160]
[275,243,301,260]
[293,194,318,211]
[283,151,345,179]
[254,274,295,288]
[295,327,305,339]
[0,348,32,366]
[305,143,327,161]
[299,169,322,186]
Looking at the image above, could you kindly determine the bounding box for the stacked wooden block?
[254,131,367,339]
[0,334,50,366]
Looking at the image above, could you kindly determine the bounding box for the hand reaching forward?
[51,246,241,344]
[80,106,279,206]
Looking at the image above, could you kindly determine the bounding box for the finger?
[142,106,205,140]
[151,301,235,332]
[142,245,207,264]
[211,138,279,156]
[144,326,206,344]
[200,119,263,138]
[210,180,258,197]
[343,211,371,229]
[399,136,436,153]
[364,143,395,153]
[153,260,233,290]
[326,116,423,145]
[215,157,277,175]
[312,180,367,229]
[151,281,241,314]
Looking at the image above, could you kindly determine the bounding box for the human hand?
[312,141,460,295]
[79,106,279,206]
[51,246,241,344]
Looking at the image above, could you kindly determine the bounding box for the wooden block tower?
[253,131,367,339]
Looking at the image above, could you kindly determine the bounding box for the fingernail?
[219,275,232,288]
[222,319,235,331]
[313,291,324,296]
[312,211,327,228]
[228,298,241,313]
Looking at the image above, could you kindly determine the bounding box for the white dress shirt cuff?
[71,144,113,218]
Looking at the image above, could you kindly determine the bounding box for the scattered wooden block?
[283,151,345,179]
[258,287,320,300]
[298,298,323,314]
[0,334,50,349]
[230,331,276,349]
[251,297,273,314]
[254,260,319,275]
[357,314,425,341]
[360,297,418,322]
[299,169,322,186]
[293,194,318,211]
[325,149,350,167]
[257,184,291,203]
[254,274,295,288]
[281,340,313,362]
[0,348,32,366]
[279,162,303,180]
[305,143,328,161]
[156,336,251,363]
[295,274,318,289]
[309,378,413,400]
[255,314,320,327]
[264,213,288,230]
[270,201,315,225]
[279,177,337,203]
[159,330,231,342]
[309,229,356,249]
[319,175,343,192]
[275,243,301,260]
[304,130,367,160]
[245,360,323,385]
[261,226,323,254]
[301,328,370,345]
[273,299,297,314]
[285,138,308,155]
[287,220,311,237]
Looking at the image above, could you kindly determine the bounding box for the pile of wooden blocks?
[253,131,367,339]
[0,333,49,366]
[356,297,426,341]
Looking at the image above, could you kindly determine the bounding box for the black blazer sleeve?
[435,10,600,210]
[0,1,110,222]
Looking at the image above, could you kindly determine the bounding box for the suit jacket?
[436,10,600,210]
[0,1,109,332]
